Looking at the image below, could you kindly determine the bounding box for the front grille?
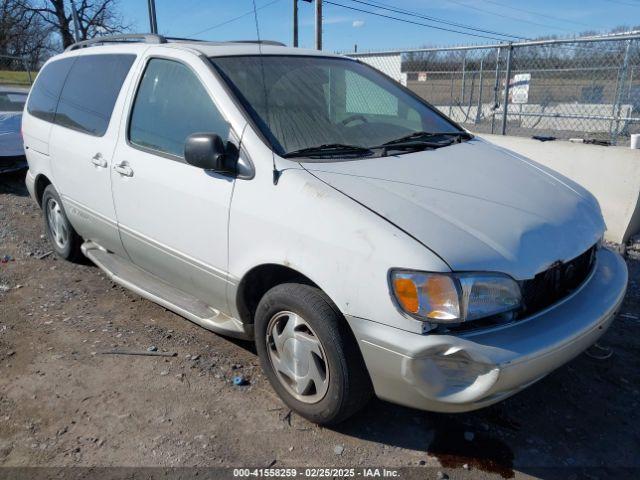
[441,244,598,334]
[519,244,597,317]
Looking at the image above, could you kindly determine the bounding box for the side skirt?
[81,241,252,340]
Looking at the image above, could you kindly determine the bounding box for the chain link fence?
[346,33,640,146]
[0,54,33,89]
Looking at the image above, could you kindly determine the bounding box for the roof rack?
[227,40,286,46]
[65,34,286,51]
[65,33,166,51]
[163,37,286,47]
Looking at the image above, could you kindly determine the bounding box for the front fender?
[227,160,449,334]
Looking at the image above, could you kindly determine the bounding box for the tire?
[255,283,373,425]
[42,185,83,262]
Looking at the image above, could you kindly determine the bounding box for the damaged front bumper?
[348,247,627,413]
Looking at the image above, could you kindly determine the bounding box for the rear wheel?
[42,185,83,262]
[255,283,372,425]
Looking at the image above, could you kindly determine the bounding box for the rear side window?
[55,54,135,136]
[128,58,228,158]
[27,57,75,122]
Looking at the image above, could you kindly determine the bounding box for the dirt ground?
[1,171,639,479]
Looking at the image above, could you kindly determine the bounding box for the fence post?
[501,43,513,136]
[461,53,467,105]
[476,58,484,124]
[610,39,632,145]
[449,72,454,117]
[491,46,501,134]
[21,57,32,84]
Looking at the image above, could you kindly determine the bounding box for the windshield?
[210,55,463,157]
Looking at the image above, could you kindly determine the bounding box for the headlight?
[390,270,521,323]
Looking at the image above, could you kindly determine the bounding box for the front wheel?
[42,185,83,262]
[255,283,372,425]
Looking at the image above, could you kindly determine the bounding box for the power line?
[482,0,593,28]
[345,0,527,40]
[323,1,513,41]
[441,0,577,33]
[602,0,640,6]
[190,0,282,37]
[339,0,605,54]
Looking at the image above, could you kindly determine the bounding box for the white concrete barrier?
[479,134,640,244]
[440,104,634,133]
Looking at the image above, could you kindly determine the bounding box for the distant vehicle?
[22,34,628,425]
[0,86,29,174]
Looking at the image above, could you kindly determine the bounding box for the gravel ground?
[1,171,639,479]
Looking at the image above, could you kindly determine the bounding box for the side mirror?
[184,133,235,173]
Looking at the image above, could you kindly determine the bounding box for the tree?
[0,0,52,68]
[17,0,129,49]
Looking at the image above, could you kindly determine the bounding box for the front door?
[110,54,236,312]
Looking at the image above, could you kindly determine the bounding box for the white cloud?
[324,16,350,25]
[352,19,365,28]
[302,15,350,26]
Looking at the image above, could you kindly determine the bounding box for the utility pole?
[293,0,298,47]
[70,0,81,42]
[315,0,322,50]
[147,0,158,34]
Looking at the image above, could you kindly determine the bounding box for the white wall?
[479,134,640,244]
[357,54,407,85]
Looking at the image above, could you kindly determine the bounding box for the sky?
[118,0,640,52]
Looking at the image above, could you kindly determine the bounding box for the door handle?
[114,162,134,177]
[91,153,107,168]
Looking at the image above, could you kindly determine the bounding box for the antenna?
[251,0,281,185]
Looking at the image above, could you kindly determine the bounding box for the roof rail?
[164,37,286,47]
[65,33,167,51]
[228,40,286,46]
[64,34,286,52]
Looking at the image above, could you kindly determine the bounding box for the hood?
[303,138,605,280]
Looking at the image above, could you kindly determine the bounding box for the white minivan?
[22,34,628,424]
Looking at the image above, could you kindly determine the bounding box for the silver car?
[22,35,628,424]
[0,86,29,174]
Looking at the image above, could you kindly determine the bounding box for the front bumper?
[347,247,627,413]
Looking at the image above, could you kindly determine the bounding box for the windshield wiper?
[381,131,471,146]
[371,131,472,155]
[376,131,471,147]
[282,143,374,158]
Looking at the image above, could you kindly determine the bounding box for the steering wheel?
[341,114,369,126]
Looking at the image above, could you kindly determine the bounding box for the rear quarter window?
[27,57,75,122]
[55,54,136,136]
